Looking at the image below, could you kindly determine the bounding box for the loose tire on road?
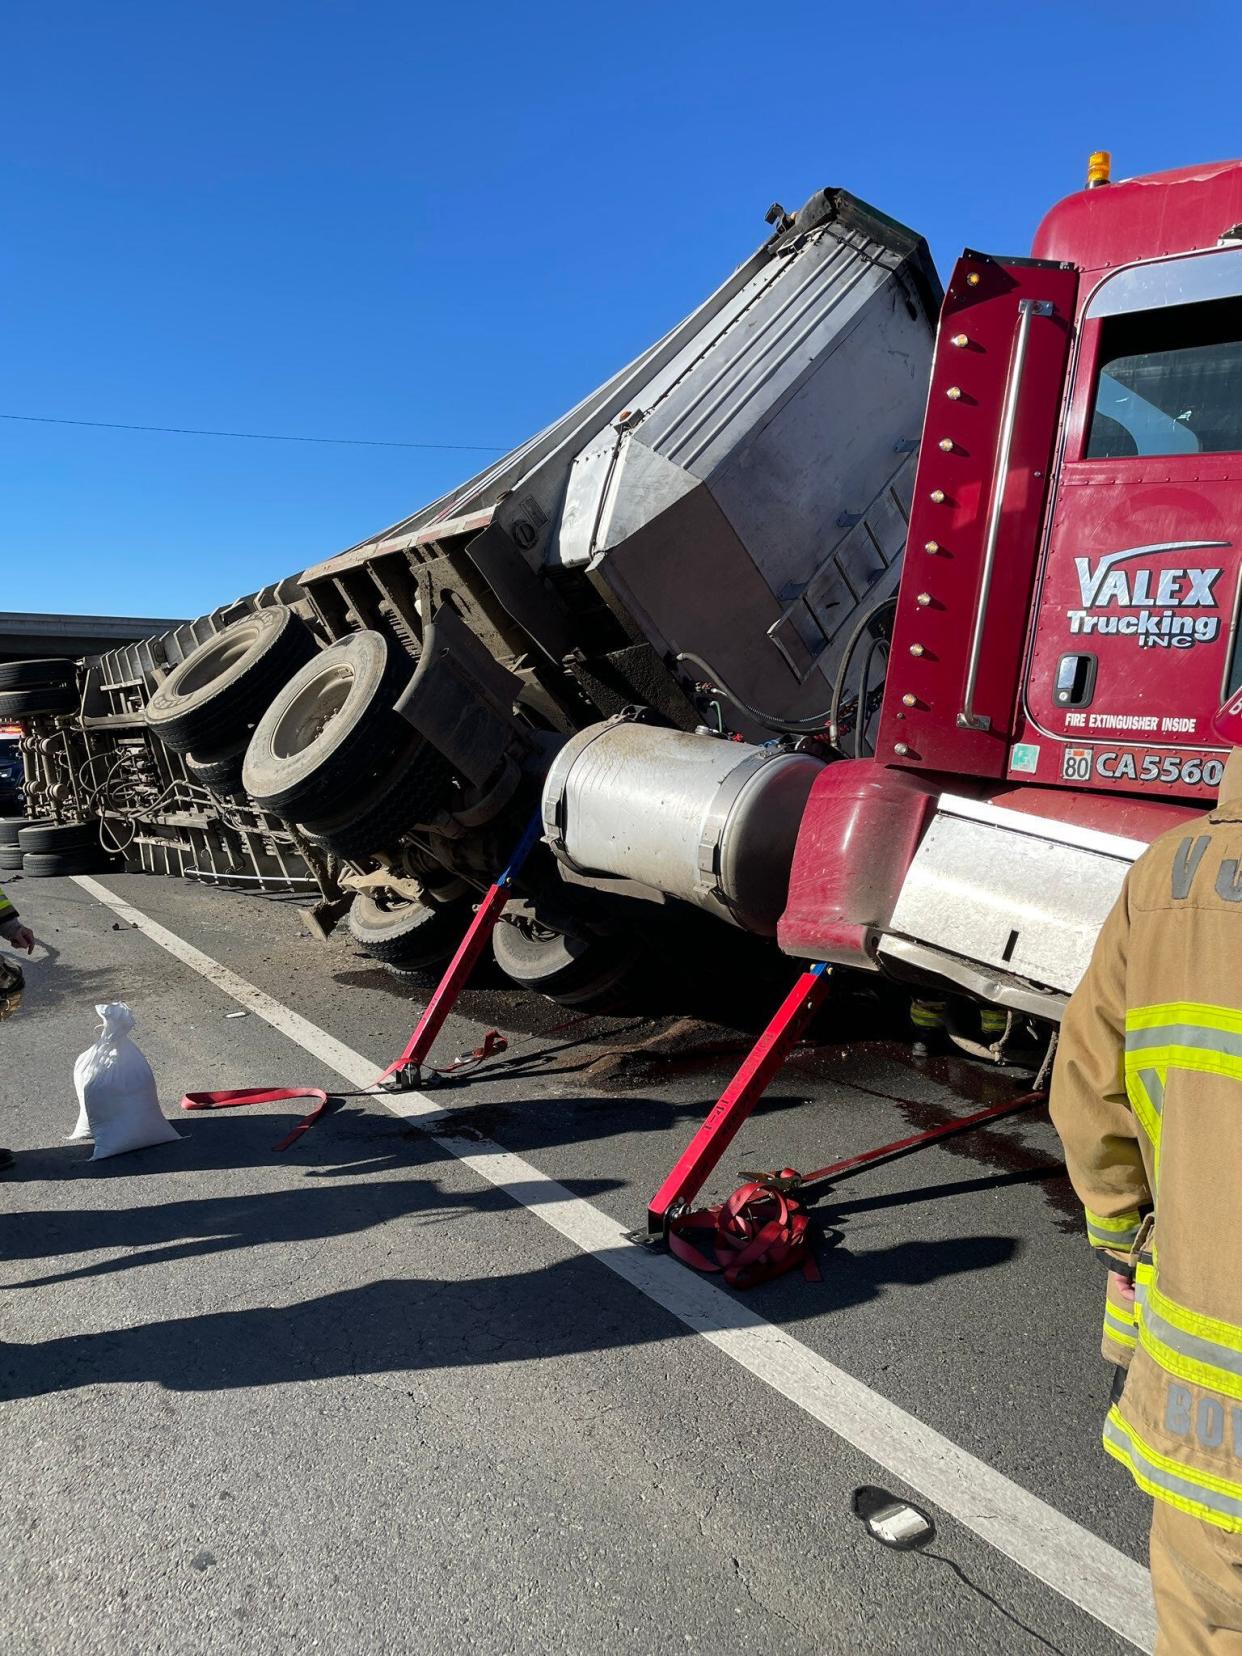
[491,914,641,1010]
[17,821,100,854]
[297,740,454,862]
[144,606,317,756]
[346,892,468,970]
[0,659,76,693]
[0,686,77,718]
[22,849,110,877]
[243,630,414,822]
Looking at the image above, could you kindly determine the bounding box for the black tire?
[346,892,468,969]
[0,846,23,872]
[21,850,110,877]
[17,821,98,854]
[144,606,317,756]
[185,741,248,795]
[0,686,77,718]
[0,816,31,847]
[243,630,414,820]
[491,913,641,1009]
[0,659,76,692]
[298,740,454,861]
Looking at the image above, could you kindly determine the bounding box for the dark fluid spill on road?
[793,1038,1081,1232]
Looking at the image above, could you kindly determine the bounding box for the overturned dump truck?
[18,156,1242,1043]
[13,186,941,1006]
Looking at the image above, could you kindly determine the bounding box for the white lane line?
[74,875,1156,1652]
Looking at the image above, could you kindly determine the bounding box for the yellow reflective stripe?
[1150,1281,1242,1356]
[1123,1066,1163,1180]
[1128,1001,1242,1037]
[1103,1309,1137,1350]
[0,886,13,921]
[1084,1207,1143,1250]
[1127,1043,1242,1084]
[1103,1408,1242,1531]
[909,1003,944,1029]
[1135,1278,1242,1402]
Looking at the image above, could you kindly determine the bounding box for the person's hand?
[1110,1270,1136,1304]
[6,925,35,955]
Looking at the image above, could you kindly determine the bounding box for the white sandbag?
[72,1002,180,1160]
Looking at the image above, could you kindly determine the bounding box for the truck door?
[1021,245,1242,798]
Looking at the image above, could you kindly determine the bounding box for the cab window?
[1086,294,1242,459]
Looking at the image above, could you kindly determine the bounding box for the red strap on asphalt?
[178,1028,509,1154]
[667,1175,820,1289]
[180,1087,330,1152]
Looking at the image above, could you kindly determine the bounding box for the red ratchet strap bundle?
[668,1172,820,1288]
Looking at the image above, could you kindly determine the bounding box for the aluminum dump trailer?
[305,187,940,740]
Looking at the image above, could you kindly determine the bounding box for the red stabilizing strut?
[796,1088,1047,1191]
[378,811,545,1091]
[647,961,833,1235]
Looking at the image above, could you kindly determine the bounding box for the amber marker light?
[1086,150,1111,188]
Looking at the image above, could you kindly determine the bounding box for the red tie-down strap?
[180,1031,511,1151]
[180,1087,331,1152]
[667,1174,820,1289]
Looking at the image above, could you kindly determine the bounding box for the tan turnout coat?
[1052,748,1242,1532]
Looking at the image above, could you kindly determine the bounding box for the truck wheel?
[22,849,110,877]
[346,892,468,969]
[0,816,33,847]
[297,740,455,861]
[242,631,413,821]
[185,741,248,796]
[144,607,317,756]
[491,912,641,1010]
[17,821,99,854]
[0,846,23,872]
[0,659,76,692]
[0,686,77,718]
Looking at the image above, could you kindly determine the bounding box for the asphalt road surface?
[0,873,1155,1654]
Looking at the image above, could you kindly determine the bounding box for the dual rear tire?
[7,821,112,876]
[0,658,78,720]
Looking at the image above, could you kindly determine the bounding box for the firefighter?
[1051,708,1242,1651]
[910,996,1007,1057]
[0,878,36,1171]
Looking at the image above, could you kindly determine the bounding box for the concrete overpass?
[0,611,184,664]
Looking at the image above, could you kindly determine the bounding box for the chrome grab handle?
[957,297,1054,732]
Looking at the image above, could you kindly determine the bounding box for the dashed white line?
[74,873,1156,1652]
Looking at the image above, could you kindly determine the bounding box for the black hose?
[828,595,898,751]
[674,651,835,734]
[675,592,898,743]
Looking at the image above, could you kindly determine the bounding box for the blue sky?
[4,2,1239,619]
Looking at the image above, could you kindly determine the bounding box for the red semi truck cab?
[780,157,1242,1019]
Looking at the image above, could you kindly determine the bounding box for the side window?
[1086,295,1242,460]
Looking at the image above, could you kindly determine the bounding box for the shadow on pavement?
[0,1216,1017,1402]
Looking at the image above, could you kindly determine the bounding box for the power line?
[0,411,508,453]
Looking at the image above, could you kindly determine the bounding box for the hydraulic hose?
[675,591,898,745]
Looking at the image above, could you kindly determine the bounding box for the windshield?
[1086,294,1242,460]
